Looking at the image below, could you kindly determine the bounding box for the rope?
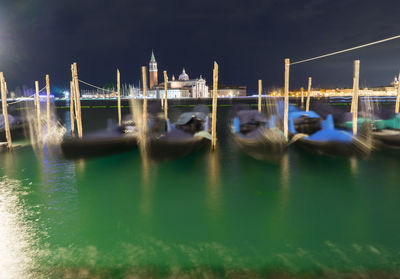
[78,79,116,94]
[7,90,43,105]
[291,34,400,65]
[38,86,47,93]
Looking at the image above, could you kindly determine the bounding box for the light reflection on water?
[0,176,35,279]
[206,149,223,220]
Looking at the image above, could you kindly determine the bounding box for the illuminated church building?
[147,51,210,98]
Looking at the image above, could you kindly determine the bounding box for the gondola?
[231,107,287,161]
[312,101,400,150]
[0,114,29,142]
[147,105,212,161]
[341,114,400,150]
[285,104,371,156]
[61,113,166,159]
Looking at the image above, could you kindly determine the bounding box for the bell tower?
[149,50,158,89]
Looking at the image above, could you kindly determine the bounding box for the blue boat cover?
[278,101,353,143]
[303,114,353,142]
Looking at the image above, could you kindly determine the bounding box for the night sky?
[1,0,400,95]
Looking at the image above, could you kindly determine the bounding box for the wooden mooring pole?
[283,58,290,139]
[71,65,79,132]
[117,69,121,126]
[35,81,42,142]
[163,71,168,120]
[141,66,148,134]
[211,61,218,151]
[69,81,75,135]
[72,63,83,138]
[350,77,356,113]
[45,74,51,132]
[301,87,304,108]
[395,73,400,114]
[258,79,262,112]
[0,72,12,150]
[306,77,312,112]
[352,60,360,135]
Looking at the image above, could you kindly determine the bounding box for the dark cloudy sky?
[1,0,400,94]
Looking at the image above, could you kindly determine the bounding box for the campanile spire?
[149,50,158,89]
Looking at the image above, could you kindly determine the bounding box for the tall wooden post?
[283,58,290,139]
[141,66,148,134]
[117,69,121,125]
[258,79,262,112]
[211,62,218,151]
[72,62,83,138]
[71,65,79,128]
[35,81,42,142]
[300,87,304,108]
[306,77,312,112]
[69,81,75,135]
[163,70,168,120]
[0,73,12,149]
[352,60,360,135]
[395,73,400,114]
[45,74,51,132]
[350,77,356,113]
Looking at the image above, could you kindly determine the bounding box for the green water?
[1,100,400,278]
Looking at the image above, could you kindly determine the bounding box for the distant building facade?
[136,51,245,98]
[141,51,210,98]
[154,68,210,98]
[209,85,247,97]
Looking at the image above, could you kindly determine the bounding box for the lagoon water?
[1,98,400,278]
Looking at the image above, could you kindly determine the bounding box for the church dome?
[179,68,189,81]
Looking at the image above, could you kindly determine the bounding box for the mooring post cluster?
[211,61,218,151]
[0,72,12,150]
[283,58,290,139]
[71,62,83,138]
[395,72,400,114]
[69,81,75,135]
[163,70,168,121]
[258,79,262,112]
[141,66,148,135]
[35,80,42,143]
[352,60,360,135]
[306,77,312,112]
[46,74,51,132]
[117,69,121,126]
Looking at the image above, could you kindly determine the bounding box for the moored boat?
[285,104,371,156]
[231,107,287,161]
[341,114,400,150]
[61,113,166,159]
[147,105,212,161]
[0,114,29,142]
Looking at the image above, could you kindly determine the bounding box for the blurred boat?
[0,114,29,142]
[147,105,212,161]
[61,113,166,159]
[341,114,400,150]
[284,103,371,156]
[231,106,287,161]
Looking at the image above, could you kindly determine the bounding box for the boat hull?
[147,136,210,161]
[294,137,369,157]
[233,131,287,161]
[373,129,400,149]
[0,123,29,142]
[61,135,138,159]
